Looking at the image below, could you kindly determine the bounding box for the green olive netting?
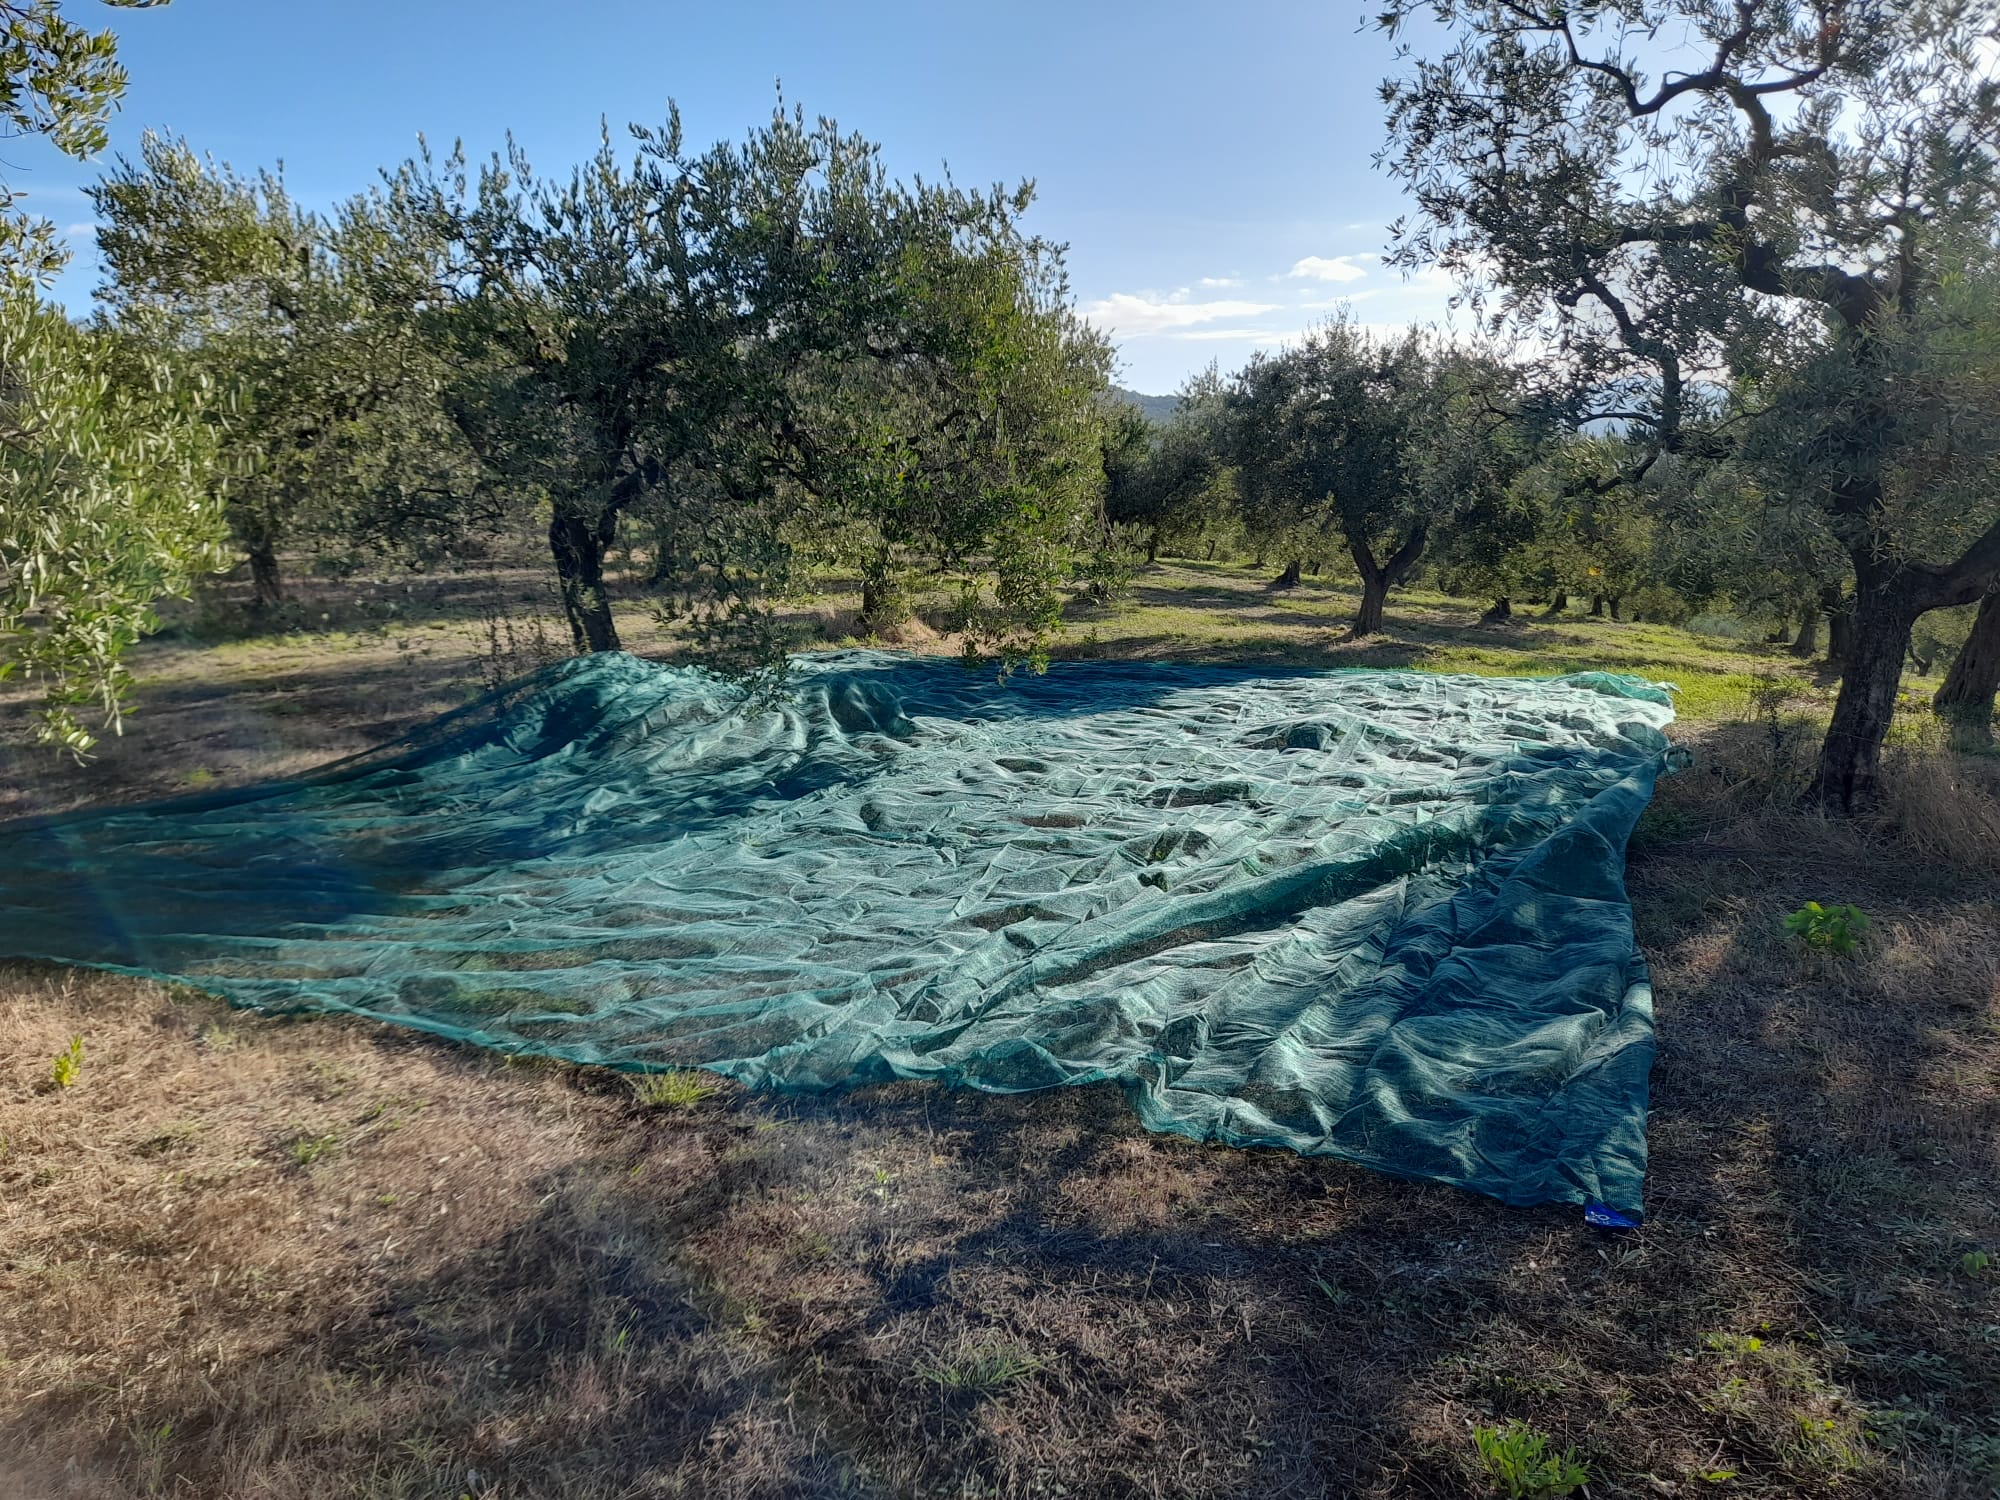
[0,650,1677,1217]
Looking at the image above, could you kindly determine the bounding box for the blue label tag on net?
[1584,1202,1640,1229]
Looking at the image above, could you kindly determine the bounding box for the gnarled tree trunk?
[1269,558,1302,590]
[1347,528,1426,639]
[1480,596,1512,623]
[1354,571,1391,636]
[1544,590,1568,617]
[549,507,620,653]
[1805,584,1916,812]
[1588,594,1605,618]
[1935,590,2000,741]
[1790,610,1819,658]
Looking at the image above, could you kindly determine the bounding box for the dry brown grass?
[2,563,1997,1498]
[1878,737,2000,876]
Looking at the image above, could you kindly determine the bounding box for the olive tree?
[377,106,1110,671]
[0,0,229,753]
[1,0,166,282]
[1,287,225,751]
[1104,373,1235,565]
[1226,319,1524,636]
[92,134,480,606]
[1380,0,2000,810]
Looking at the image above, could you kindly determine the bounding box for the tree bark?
[1354,572,1390,636]
[549,507,620,653]
[1544,590,1568,618]
[1347,529,1425,639]
[1481,596,1513,623]
[1269,558,1302,590]
[1790,610,1819,658]
[1607,595,1623,622]
[247,541,286,609]
[1204,539,1218,562]
[1588,594,1605,618]
[1804,584,1916,813]
[1146,529,1161,565]
[1935,590,2000,739]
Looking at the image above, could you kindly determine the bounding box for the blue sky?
[16,0,1466,393]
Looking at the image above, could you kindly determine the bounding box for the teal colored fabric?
[0,652,1675,1216]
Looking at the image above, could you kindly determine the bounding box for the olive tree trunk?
[247,541,285,608]
[549,507,620,653]
[1935,590,2000,740]
[1805,588,1915,812]
[1347,528,1426,640]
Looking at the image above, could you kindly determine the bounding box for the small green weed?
[1959,1249,1993,1277]
[285,1131,341,1168]
[1783,901,1869,956]
[131,1418,174,1494]
[49,1035,84,1089]
[1310,1273,1351,1306]
[1473,1420,1589,1499]
[919,1343,1044,1393]
[628,1070,716,1109]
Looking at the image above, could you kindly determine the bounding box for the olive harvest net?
[0,651,1678,1218]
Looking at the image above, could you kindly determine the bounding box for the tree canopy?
[1378,0,2000,808]
[1,0,230,752]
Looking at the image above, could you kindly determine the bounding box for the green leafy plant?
[1473,1420,1589,1499]
[49,1036,84,1089]
[1783,901,1870,956]
[1960,1249,1993,1277]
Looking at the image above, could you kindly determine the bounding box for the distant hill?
[1109,386,1177,426]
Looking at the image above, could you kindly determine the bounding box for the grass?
[0,556,1995,1497]
[629,1069,719,1110]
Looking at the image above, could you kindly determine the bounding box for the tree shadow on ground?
[7,767,1995,1498]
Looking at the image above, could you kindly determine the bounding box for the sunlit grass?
[1044,560,1846,724]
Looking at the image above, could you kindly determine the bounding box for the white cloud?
[1172,326,1311,342]
[1079,292,1281,337]
[1286,254,1371,283]
[62,222,97,239]
[1197,275,1242,288]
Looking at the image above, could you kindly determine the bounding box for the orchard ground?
[2,559,1997,1499]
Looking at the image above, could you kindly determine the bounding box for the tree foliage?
[1379,0,2000,809]
[1225,318,1527,635]
[0,0,229,753]
[0,284,224,750]
[366,107,1111,673]
[91,133,480,605]
[1,0,166,281]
